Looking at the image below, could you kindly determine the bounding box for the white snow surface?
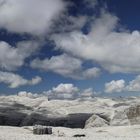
[0,125,140,140]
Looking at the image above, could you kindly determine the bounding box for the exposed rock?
[0,108,27,126]
[22,113,92,128]
[33,125,52,135]
[67,113,92,128]
[84,114,109,128]
[110,110,130,126]
[113,103,129,108]
[97,113,111,122]
[110,104,140,126]
[126,105,140,125]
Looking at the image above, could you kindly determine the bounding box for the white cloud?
[0,71,42,88]
[53,11,140,74]
[44,83,79,99]
[82,67,100,79]
[31,54,100,79]
[126,75,140,92]
[0,41,39,71]
[31,54,82,78]
[0,0,66,35]
[52,83,79,94]
[43,83,95,99]
[105,75,140,93]
[80,88,94,98]
[104,80,126,93]
[18,91,40,98]
[29,76,42,85]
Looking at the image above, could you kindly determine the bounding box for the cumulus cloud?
[104,80,126,93]
[29,76,42,85]
[16,84,96,100]
[43,83,95,99]
[0,71,42,88]
[31,54,82,78]
[0,41,40,71]
[53,11,140,74]
[105,75,140,93]
[18,91,40,98]
[126,75,140,92]
[0,0,66,35]
[31,54,100,79]
[82,67,100,79]
[44,83,79,99]
[52,83,79,94]
[80,88,95,98]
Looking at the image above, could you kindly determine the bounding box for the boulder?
[84,114,109,128]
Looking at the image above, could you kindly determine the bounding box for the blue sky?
[0,0,140,98]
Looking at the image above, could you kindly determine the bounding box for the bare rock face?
[126,105,140,125]
[0,104,28,126]
[110,110,130,126]
[84,114,109,128]
[111,104,140,126]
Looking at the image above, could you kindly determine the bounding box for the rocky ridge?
[0,95,140,128]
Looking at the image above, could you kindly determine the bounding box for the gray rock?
[126,105,140,125]
[110,104,140,126]
[33,125,52,135]
[110,110,130,126]
[22,113,92,128]
[84,114,109,128]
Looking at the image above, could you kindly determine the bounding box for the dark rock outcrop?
[0,103,92,128]
[0,104,28,126]
[22,113,92,128]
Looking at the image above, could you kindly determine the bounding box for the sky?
[0,0,140,99]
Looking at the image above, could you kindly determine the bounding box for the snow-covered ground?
[0,125,140,140]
